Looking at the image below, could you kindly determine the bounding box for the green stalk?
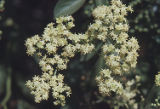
[1,69,12,109]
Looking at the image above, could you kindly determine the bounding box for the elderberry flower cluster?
[26,73,71,106]
[25,0,139,106]
[25,16,94,72]
[88,0,139,95]
[117,77,141,109]
[25,16,94,106]
[96,69,123,95]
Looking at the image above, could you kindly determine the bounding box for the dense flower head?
[96,69,123,95]
[25,0,139,106]
[90,0,139,95]
[25,16,94,106]
[25,16,94,72]
[108,76,141,109]
[26,73,71,106]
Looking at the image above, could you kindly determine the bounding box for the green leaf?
[54,0,86,18]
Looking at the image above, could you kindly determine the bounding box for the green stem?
[1,69,12,109]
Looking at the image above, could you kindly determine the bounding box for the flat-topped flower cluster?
[25,16,94,106]
[91,0,139,96]
[25,0,139,106]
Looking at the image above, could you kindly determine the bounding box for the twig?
[1,69,12,109]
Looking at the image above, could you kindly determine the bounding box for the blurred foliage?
[0,0,160,109]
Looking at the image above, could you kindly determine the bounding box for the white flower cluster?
[96,69,123,95]
[25,16,94,72]
[119,78,140,109]
[88,0,139,95]
[108,76,141,109]
[26,73,71,106]
[25,16,94,106]
[25,0,139,106]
